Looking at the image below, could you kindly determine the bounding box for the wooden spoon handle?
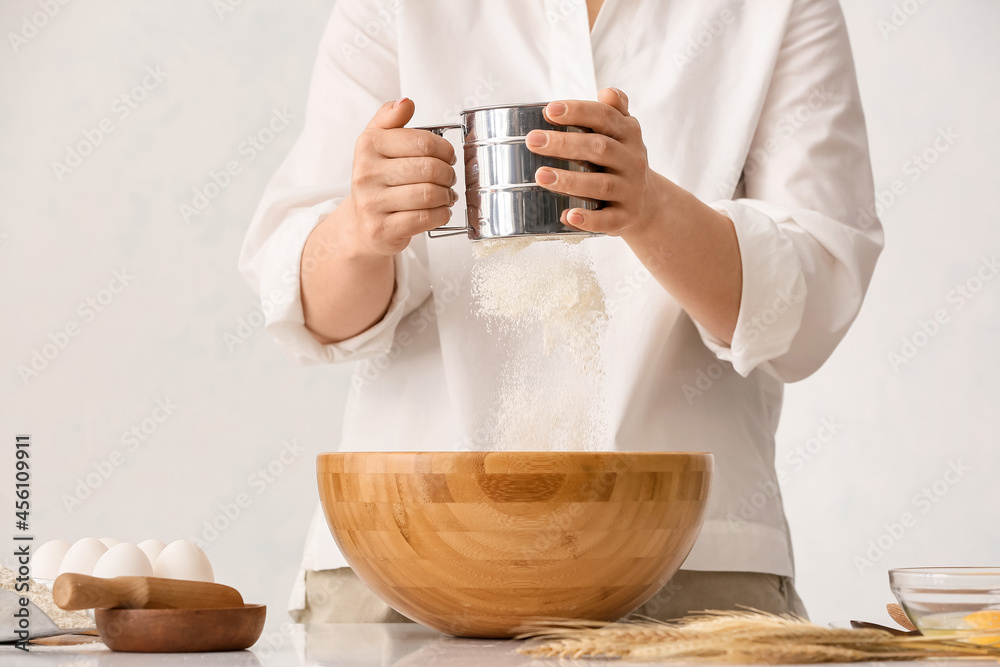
[54,574,244,610]
[850,619,919,636]
[887,603,918,632]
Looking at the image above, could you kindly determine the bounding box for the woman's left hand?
[527,87,744,344]
[525,87,663,239]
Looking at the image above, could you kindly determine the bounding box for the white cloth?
[239,0,883,614]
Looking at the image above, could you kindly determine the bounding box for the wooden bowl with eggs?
[316,451,713,638]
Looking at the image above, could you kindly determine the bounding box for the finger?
[371,128,456,163]
[381,156,457,187]
[377,182,456,212]
[543,99,629,140]
[560,206,627,236]
[366,97,415,130]
[524,130,629,170]
[384,206,456,236]
[534,167,625,203]
[598,87,630,117]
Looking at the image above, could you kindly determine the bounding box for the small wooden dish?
[95,604,266,652]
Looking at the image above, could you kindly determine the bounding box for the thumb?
[599,87,629,117]
[367,97,414,130]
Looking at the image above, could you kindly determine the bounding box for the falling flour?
[471,237,610,451]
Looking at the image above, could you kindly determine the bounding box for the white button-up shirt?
[240,0,883,613]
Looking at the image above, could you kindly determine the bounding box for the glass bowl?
[890,567,1000,640]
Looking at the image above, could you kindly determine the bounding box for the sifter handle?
[413,124,469,238]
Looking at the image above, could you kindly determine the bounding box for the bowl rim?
[96,603,267,614]
[318,451,714,455]
[317,451,715,474]
[890,567,1000,576]
[890,567,1000,591]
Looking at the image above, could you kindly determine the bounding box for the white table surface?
[0,623,981,667]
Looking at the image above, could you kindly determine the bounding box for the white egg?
[32,540,71,580]
[136,539,167,566]
[153,540,214,583]
[58,538,108,576]
[98,537,121,548]
[92,543,154,578]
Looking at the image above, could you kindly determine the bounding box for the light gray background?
[1,0,997,635]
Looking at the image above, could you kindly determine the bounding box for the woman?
[241,0,882,622]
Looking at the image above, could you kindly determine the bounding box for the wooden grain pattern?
[54,574,244,610]
[95,604,266,652]
[317,452,713,638]
[886,603,918,632]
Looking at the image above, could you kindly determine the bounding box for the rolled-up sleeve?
[695,0,884,382]
[255,198,432,364]
[238,0,431,364]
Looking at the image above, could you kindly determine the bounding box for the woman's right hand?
[300,98,457,344]
[344,97,458,256]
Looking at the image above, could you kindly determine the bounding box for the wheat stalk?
[516,609,1000,663]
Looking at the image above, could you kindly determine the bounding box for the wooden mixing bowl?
[317,452,713,637]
